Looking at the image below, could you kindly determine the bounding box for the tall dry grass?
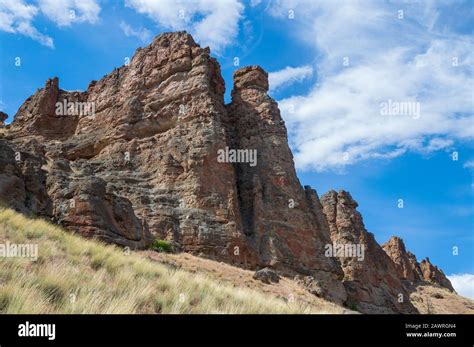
[0,207,315,314]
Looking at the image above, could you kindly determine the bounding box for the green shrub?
[151,240,173,253]
[347,302,358,312]
[0,200,8,209]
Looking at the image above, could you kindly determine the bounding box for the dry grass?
[0,207,319,314]
[409,283,474,314]
[145,251,348,314]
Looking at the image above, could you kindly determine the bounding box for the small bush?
[0,200,8,209]
[151,240,173,253]
[347,302,358,312]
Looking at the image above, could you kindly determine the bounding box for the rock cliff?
[320,190,417,313]
[382,236,455,292]
[0,31,460,313]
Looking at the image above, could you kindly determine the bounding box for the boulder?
[253,268,280,284]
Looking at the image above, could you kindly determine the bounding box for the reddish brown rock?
[382,236,423,282]
[6,31,236,250]
[420,258,455,292]
[382,236,455,292]
[226,66,346,304]
[0,139,51,215]
[320,190,417,313]
[1,31,457,311]
[9,77,84,139]
[2,32,347,304]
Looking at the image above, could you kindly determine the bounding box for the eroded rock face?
[2,33,346,303]
[226,66,346,304]
[5,31,237,251]
[420,258,455,292]
[0,31,456,311]
[320,190,417,313]
[0,112,7,127]
[382,236,423,282]
[382,237,455,292]
[0,139,51,215]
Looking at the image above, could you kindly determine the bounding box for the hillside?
[0,31,470,314]
[0,207,347,314]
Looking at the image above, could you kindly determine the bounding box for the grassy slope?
[0,207,318,314]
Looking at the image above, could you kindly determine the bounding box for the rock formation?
[0,31,460,313]
[419,258,455,292]
[226,65,345,303]
[0,111,7,127]
[320,190,417,313]
[382,236,423,281]
[382,237,455,292]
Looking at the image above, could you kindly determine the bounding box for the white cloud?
[447,273,474,299]
[120,21,151,43]
[269,65,313,92]
[250,0,262,7]
[0,0,100,48]
[0,0,53,47]
[269,1,473,171]
[38,0,100,27]
[463,160,474,169]
[125,0,244,53]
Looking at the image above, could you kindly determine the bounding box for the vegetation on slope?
[0,207,314,314]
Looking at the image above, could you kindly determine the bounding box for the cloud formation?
[0,0,53,47]
[125,0,244,53]
[268,65,313,92]
[38,0,100,27]
[0,0,101,48]
[448,273,474,299]
[120,21,151,43]
[270,1,473,171]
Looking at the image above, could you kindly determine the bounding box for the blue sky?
[0,0,473,297]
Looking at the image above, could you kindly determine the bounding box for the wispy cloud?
[269,1,473,171]
[0,0,101,48]
[269,65,313,92]
[250,0,262,7]
[0,0,54,47]
[125,0,244,54]
[463,160,474,170]
[447,273,474,299]
[120,21,151,43]
[38,0,101,27]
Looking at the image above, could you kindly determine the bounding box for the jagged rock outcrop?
[320,190,417,313]
[382,236,423,282]
[0,31,460,312]
[225,66,346,303]
[5,31,235,250]
[419,258,455,292]
[0,112,7,127]
[382,237,455,292]
[1,31,346,304]
[0,139,51,215]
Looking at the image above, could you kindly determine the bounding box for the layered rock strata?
[0,31,458,312]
